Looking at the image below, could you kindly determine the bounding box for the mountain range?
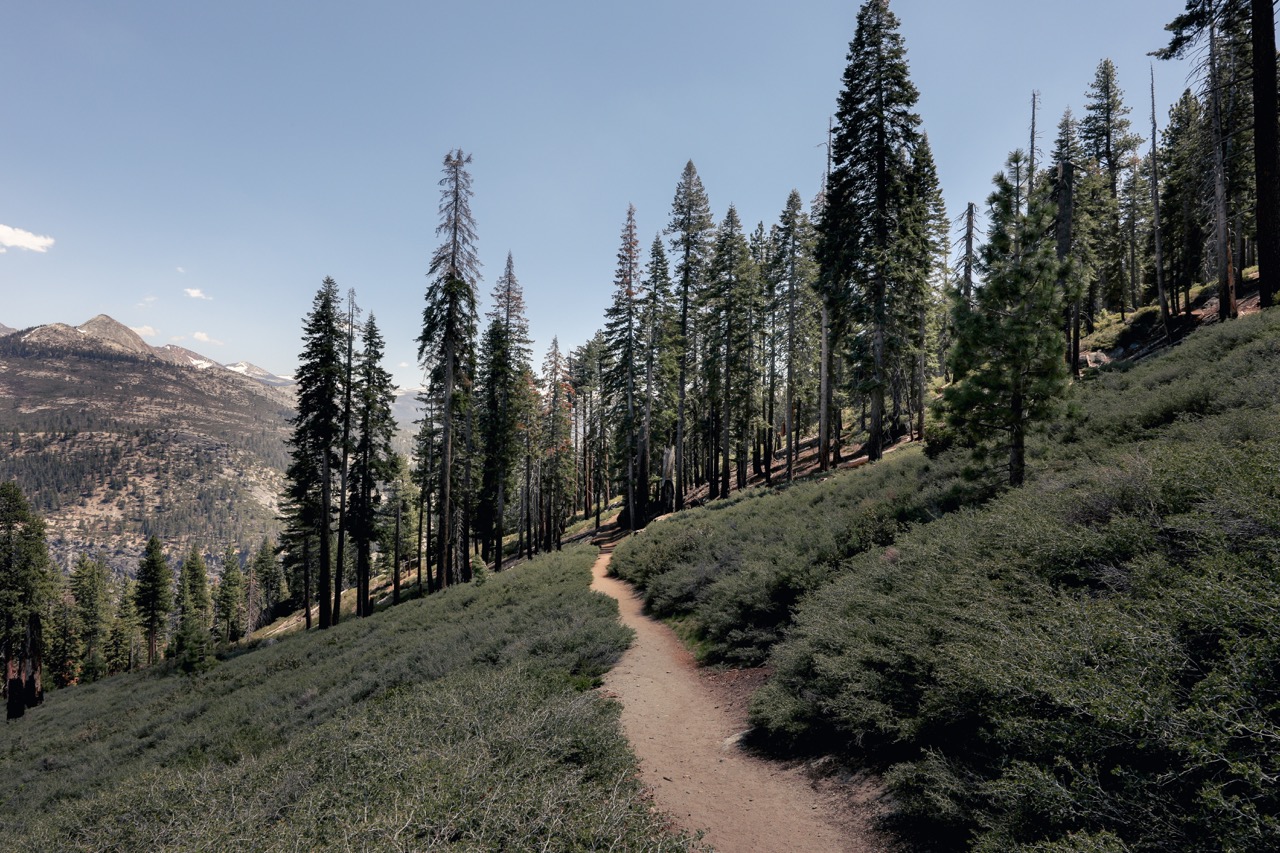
[0,315,296,576]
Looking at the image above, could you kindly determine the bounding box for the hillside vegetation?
[0,544,695,851]
[0,333,291,575]
[612,308,1280,851]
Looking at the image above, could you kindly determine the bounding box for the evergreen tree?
[0,481,55,715]
[819,0,924,463]
[418,150,480,588]
[250,537,282,629]
[477,253,532,570]
[705,205,755,497]
[214,545,245,644]
[539,339,576,551]
[70,552,112,681]
[173,545,213,673]
[1080,58,1143,317]
[943,151,1068,486]
[133,535,172,667]
[1160,90,1207,316]
[348,313,397,616]
[771,190,820,481]
[603,205,645,527]
[665,161,715,510]
[106,579,141,674]
[283,277,344,629]
[45,576,81,688]
[639,235,677,514]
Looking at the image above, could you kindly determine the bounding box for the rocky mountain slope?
[0,315,295,576]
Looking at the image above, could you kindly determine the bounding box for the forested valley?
[2,0,1278,850]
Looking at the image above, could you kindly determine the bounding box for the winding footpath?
[590,532,889,853]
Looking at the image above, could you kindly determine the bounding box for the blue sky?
[1,1,1196,390]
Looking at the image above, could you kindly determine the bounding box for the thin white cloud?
[193,331,223,346]
[399,361,410,368]
[135,294,158,309]
[0,224,55,253]
[184,288,212,300]
[131,325,158,338]
[176,266,186,274]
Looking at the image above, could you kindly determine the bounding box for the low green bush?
[752,309,1280,850]
[1,544,697,851]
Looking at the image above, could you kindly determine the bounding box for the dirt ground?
[591,532,893,853]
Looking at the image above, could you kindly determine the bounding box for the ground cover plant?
[618,308,1280,850]
[609,437,993,667]
[0,544,697,851]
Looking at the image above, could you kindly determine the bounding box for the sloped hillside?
[0,317,293,574]
[0,545,695,850]
[613,308,1280,851]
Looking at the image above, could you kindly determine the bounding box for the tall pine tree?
[418,150,480,588]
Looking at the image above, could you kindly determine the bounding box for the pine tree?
[214,545,245,644]
[133,535,172,667]
[70,553,112,681]
[173,545,213,673]
[45,576,82,688]
[477,253,532,569]
[0,482,55,715]
[539,339,576,551]
[419,150,480,588]
[348,313,397,616]
[665,161,715,510]
[943,151,1068,486]
[604,205,645,527]
[771,190,820,480]
[333,289,359,626]
[106,579,141,674]
[284,277,344,629]
[819,0,924,463]
[250,537,281,629]
[639,235,677,513]
[705,205,755,497]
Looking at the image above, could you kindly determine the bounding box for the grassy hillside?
[1,545,697,851]
[613,308,1280,851]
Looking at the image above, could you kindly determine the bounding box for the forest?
[1,0,1277,849]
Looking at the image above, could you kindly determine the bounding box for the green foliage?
[751,308,1280,850]
[611,445,989,666]
[0,544,695,850]
[133,536,172,666]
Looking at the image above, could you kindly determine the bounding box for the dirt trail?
[591,533,889,853]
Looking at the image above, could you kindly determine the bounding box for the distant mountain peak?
[76,314,152,355]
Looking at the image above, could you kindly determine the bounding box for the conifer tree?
[1160,90,1206,316]
[173,545,213,673]
[419,150,480,587]
[943,151,1068,486]
[283,277,344,629]
[214,545,245,643]
[639,235,677,513]
[604,205,645,527]
[70,553,112,681]
[665,161,715,509]
[106,579,141,674]
[819,0,924,463]
[705,205,755,497]
[250,537,282,629]
[348,314,397,615]
[134,535,172,666]
[539,339,575,551]
[0,481,55,715]
[477,253,532,569]
[45,577,81,688]
[771,190,820,480]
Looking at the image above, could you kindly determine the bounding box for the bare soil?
[591,530,894,853]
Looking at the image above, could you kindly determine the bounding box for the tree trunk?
[1210,27,1238,322]
[318,454,332,629]
[1253,0,1279,308]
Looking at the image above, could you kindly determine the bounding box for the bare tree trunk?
[818,303,831,471]
[1150,66,1172,336]
[1210,27,1238,322]
[1254,0,1279,308]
